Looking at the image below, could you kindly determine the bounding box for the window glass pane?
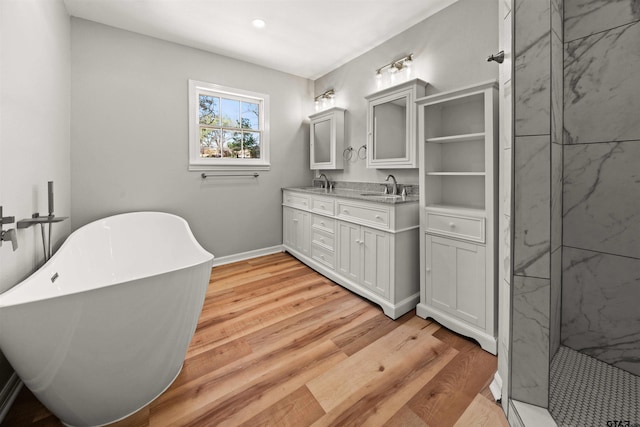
[200,128,222,158]
[221,98,240,128]
[243,132,261,159]
[199,95,220,126]
[223,130,242,158]
[241,101,260,130]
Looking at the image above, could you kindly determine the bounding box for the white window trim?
[188,79,270,171]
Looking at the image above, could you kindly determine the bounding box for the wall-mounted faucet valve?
[0,206,18,251]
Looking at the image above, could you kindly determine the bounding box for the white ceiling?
[62,0,459,80]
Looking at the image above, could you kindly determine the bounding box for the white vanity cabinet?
[282,189,419,319]
[337,221,390,299]
[283,206,310,257]
[365,79,427,169]
[309,107,345,170]
[415,81,498,354]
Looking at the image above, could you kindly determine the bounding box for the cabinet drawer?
[425,211,485,243]
[337,202,390,229]
[283,191,310,210]
[311,243,335,269]
[312,229,334,251]
[311,196,335,216]
[312,215,335,234]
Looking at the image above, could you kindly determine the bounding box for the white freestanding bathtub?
[0,212,214,427]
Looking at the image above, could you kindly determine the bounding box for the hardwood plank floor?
[1,252,509,427]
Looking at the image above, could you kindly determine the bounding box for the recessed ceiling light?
[251,18,266,29]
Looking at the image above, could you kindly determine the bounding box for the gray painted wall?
[70,19,314,258]
[313,0,499,186]
[0,0,71,399]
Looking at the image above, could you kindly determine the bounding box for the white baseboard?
[489,372,502,401]
[211,245,284,267]
[0,373,22,423]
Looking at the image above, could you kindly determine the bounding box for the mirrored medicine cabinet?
[309,107,345,170]
[365,78,427,169]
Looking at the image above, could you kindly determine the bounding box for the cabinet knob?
[321,255,325,260]
[343,209,349,214]
[449,222,456,228]
[375,215,382,220]
[320,237,325,243]
[320,221,325,226]
[293,219,299,223]
[426,267,431,273]
[320,204,325,209]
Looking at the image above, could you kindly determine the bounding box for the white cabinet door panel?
[362,228,390,298]
[337,221,361,282]
[425,235,486,327]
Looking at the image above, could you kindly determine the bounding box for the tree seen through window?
[199,95,260,159]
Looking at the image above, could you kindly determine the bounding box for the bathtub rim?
[0,211,214,308]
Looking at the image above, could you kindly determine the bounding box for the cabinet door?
[425,235,486,327]
[284,207,310,256]
[292,209,310,256]
[362,227,390,298]
[309,107,344,170]
[283,207,294,248]
[337,221,361,282]
[365,79,425,169]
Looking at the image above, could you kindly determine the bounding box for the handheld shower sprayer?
[48,181,54,218]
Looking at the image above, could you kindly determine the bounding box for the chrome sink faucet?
[385,174,398,195]
[318,173,329,189]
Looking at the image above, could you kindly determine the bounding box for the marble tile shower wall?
[561,0,640,377]
[511,0,564,408]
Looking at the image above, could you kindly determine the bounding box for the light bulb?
[251,18,266,29]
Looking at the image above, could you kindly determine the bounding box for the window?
[188,80,270,171]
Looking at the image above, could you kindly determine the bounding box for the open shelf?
[426,172,486,176]
[426,132,486,144]
[424,174,486,210]
[425,204,486,217]
[425,138,485,174]
[422,93,485,140]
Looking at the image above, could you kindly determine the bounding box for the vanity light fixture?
[251,18,266,29]
[375,53,414,84]
[314,89,335,111]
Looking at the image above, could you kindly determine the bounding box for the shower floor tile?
[550,346,640,427]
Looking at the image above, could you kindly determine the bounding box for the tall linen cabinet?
[415,81,498,354]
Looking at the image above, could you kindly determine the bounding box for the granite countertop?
[282,186,419,205]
